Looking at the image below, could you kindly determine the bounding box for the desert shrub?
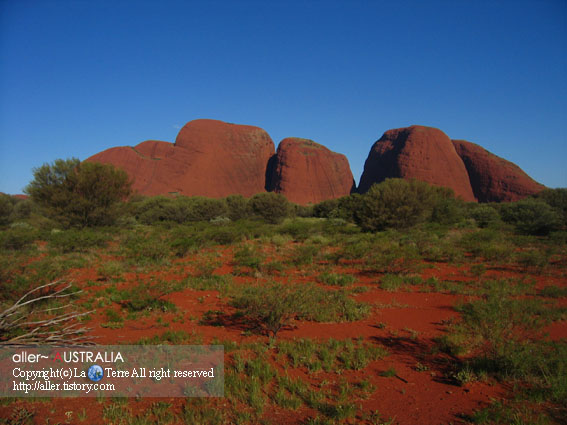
[224,194,249,221]
[536,188,567,226]
[447,294,561,368]
[231,281,311,337]
[134,196,174,224]
[500,199,561,235]
[317,272,356,286]
[134,196,228,224]
[457,228,515,262]
[357,179,455,231]
[540,285,567,298]
[0,194,14,225]
[184,197,228,222]
[278,219,316,241]
[25,158,131,227]
[313,198,339,218]
[430,197,466,225]
[366,241,422,275]
[248,192,292,224]
[231,282,369,337]
[289,244,319,265]
[380,274,422,292]
[170,236,200,257]
[11,199,34,221]
[313,195,363,223]
[0,224,39,250]
[515,248,551,270]
[48,228,110,253]
[122,232,170,264]
[233,245,264,271]
[469,204,501,228]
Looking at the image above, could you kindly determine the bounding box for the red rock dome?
[268,138,355,205]
[358,126,476,202]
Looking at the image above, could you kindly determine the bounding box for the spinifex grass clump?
[232,244,265,274]
[440,289,567,410]
[230,282,370,338]
[317,272,356,287]
[121,230,170,265]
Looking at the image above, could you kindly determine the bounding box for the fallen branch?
[0,280,95,346]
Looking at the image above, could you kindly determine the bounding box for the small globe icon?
[88,365,104,382]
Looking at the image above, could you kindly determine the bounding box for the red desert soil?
[452,139,545,202]
[268,137,356,205]
[357,125,477,202]
[4,247,566,424]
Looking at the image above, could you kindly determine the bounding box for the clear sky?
[1,0,566,194]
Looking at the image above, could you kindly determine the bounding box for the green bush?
[25,158,131,227]
[225,194,249,221]
[231,281,311,337]
[231,282,370,337]
[469,204,501,228]
[430,197,465,225]
[248,192,292,224]
[134,196,228,224]
[0,224,38,250]
[48,228,110,253]
[122,232,170,264]
[317,272,356,286]
[500,199,561,235]
[134,196,174,224]
[0,194,14,225]
[357,179,455,231]
[536,188,567,227]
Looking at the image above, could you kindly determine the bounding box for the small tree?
[25,158,131,227]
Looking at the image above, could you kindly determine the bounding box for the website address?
[13,381,115,394]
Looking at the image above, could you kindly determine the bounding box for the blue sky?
[1,0,566,194]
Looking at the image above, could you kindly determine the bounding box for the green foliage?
[25,158,131,227]
[231,281,311,337]
[225,194,249,221]
[48,228,109,253]
[231,282,370,337]
[248,192,292,224]
[0,224,38,250]
[500,199,561,235]
[469,204,501,228]
[313,194,363,223]
[430,197,465,225]
[317,272,356,286]
[536,188,567,226]
[233,245,264,272]
[122,232,170,265]
[0,194,14,225]
[134,196,228,224]
[357,179,455,231]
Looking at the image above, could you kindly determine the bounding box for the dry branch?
[0,280,95,346]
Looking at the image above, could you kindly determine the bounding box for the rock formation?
[87,119,545,205]
[87,119,275,198]
[358,126,476,202]
[452,139,545,202]
[268,138,355,204]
